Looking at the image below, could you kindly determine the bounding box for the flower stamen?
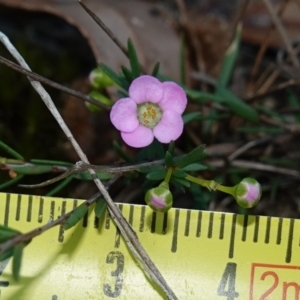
[137,102,162,129]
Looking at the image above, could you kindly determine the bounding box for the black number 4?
[217,263,239,300]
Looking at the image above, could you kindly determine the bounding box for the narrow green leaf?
[146,169,167,180]
[73,170,113,181]
[113,140,132,162]
[217,88,259,122]
[0,140,23,159]
[30,159,72,167]
[171,177,190,188]
[12,244,24,281]
[172,169,188,179]
[165,151,174,168]
[94,198,107,219]
[0,175,24,190]
[64,204,89,230]
[151,62,160,77]
[182,163,207,172]
[174,145,206,168]
[121,66,134,83]
[0,249,13,262]
[138,165,165,174]
[217,23,242,88]
[127,39,141,78]
[182,112,202,124]
[185,88,223,103]
[46,176,73,197]
[236,126,283,134]
[11,165,53,175]
[99,63,129,90]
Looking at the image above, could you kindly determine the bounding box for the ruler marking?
[277,218,283,245]
[4,194,10,226]
[285,219,295,263]
[73,200,78,210]
[58,201,66,243]
[82,211,88,228]
[114,205,123,248]
[26,195,33,222]
[139,206,146,232]
[184,210,191,237]
[15,194,21,221]
[196,211,202,237]
[38,197,44,223]
[171,209,180,253]
[208,212,214,238]
[151,212,156,233]
[253,216,260,243]
[241,215,248,241]
[162,212,168,234]
[105,210,111,230]
[219,213,225,240]
[50,201,55,222]
[129,205,134,226]
[229,214,237,259]
[264,217,271,244]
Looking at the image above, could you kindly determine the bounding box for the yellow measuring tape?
[0,192,300,300]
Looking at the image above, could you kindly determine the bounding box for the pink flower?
[110,75,187,148]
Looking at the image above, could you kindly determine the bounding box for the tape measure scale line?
[1,193,300,299]
[1,193,299,260]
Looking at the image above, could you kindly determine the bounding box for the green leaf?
[172,169,188,179]
[182,112,202,124]
[11,165,53,175]
[217,88,259,122]
[151,62,160,77]
[138,165,165,174]
[0,140,23,159]
[94,198,107,219]
[64,204,89,230]
[0,248,13,262]
[165,151,174,168]
[136,139,165,161]
[12,243,24,281]
[99,63,129,90]
[171,177,190,188]
[0,225,21,243]
[182,163,208,172]
[127,39,141,78]
[185,88,223,104]
[217,23,242,88]
[121,66,134,83]
[146,169,167,180]
[73,170,113,181]
[174,145,206,168]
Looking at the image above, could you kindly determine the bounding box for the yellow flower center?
[137,102,162,129]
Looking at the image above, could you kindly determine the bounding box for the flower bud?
[86,91,113,112]
[89,68,114,89]
[145,182,173,212]
[234,178,262,208]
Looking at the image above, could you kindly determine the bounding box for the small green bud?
[89,68,115,89]
[145,182,173,212]
[86,91,113,112]
[234,177,262,208]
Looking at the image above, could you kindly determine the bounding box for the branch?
[0,31,177,300]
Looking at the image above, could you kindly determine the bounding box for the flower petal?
[153,110,184,143]
[158,81,187,114]
[121,125,154,148]
[129,75,163,104]
[110,98,139,132]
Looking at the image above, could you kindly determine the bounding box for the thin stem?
[164,168,173,184]
[185,174,235,196]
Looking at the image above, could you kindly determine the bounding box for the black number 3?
[103,251,124,298]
